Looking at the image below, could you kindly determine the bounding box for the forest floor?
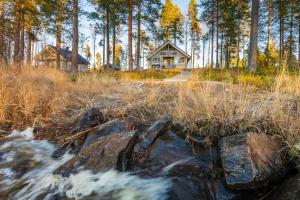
[1,66,300,158]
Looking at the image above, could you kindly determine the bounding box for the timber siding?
[148,41,191,69]
[34,45,90,72]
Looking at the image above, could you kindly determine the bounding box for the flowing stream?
[0,128,171,200]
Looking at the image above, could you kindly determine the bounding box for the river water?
[0,128,171,200]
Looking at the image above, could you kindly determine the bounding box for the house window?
[153,58,160,63]
[179,58,185,63]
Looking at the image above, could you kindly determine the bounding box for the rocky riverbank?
[48,107,299,200]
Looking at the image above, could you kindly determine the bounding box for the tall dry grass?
[0,66,128,133]
[125,75,300,154]
[1,66,300,155]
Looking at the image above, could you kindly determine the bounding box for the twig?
[63,124,103,142]
[258,186,278,200]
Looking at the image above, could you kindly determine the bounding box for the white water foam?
[0,128,171,200]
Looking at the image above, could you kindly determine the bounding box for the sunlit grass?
[1,66,300,157]
[190,68,300,89]
[87,69,182,81]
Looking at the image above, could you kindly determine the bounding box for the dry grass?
[0,66,300,156]
[0,66,131,133]
[125,76,300,154]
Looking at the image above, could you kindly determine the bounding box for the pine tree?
[71,0,78,72]
[188,0,202,68]
[248,0,259,72]
[160,0,184,44]
[128,0,133,71]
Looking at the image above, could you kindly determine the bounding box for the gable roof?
[48,45,90,65]
[147,41,191,60]
[36,45,90,65]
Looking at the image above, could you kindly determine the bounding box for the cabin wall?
[149,45,189,69]
[35,59,89,72]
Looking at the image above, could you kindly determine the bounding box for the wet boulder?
[53,118,145,159]
[219,132,286,190]
[70,108,104,133]
[132,130,242,200]
[83,118,145,147]
[139,117,172,149]
[55,131,139,176]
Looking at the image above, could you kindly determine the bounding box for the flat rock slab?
[220,133,286,190]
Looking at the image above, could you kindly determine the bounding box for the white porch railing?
[160,51,177,56]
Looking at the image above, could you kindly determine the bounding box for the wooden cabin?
[147,41,191,69]
[34,45,90,72]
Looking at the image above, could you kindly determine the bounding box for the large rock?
[220,132,286,190]
[139,117,172,149]
[70,108,104,133]
[83,118,145,147]
[132,131,243,200]
[55,131,139,177]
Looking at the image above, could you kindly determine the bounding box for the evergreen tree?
[160,0,184,45]
[188,0,202,68]
[248,0,259,72]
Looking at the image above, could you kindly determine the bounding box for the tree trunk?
[106,7,110,67]
[298,19,300,67]
[185,19,188,53]
[220,33,223,68]
[237,24,240,68]
[128,0,133,71]
[174,24,177,46]
[225,38,230,68]
[279,0,284,68]
[136,0,141,70]
[266,0,271,67]
[192,31,195,68]
[216,0,219,68]
[112,24,116,68]
[20,15,24,65]
[27,31,32,64]
[202,38,205,67]
[93,26,96,69]
[71,0,78,72]
[103,23,106,68]
[208,33,211,67]
[288,2,293,68]
[0,0,5,61]
[8,37,11,64]
[13,0,20,65]
[247,0,259,72]
[211,0,215,68]
[56,11,62,69]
